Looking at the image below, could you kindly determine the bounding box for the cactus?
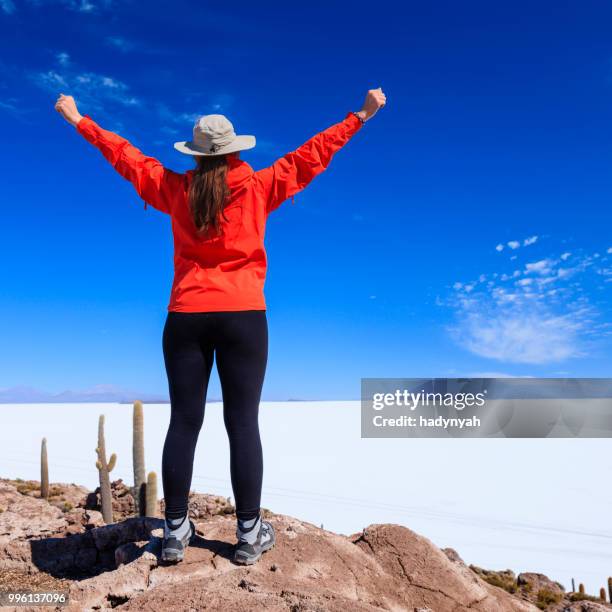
[95,414,117,524]
[579,583,585,595]
[145,471,158,517]
[608,577,612,604]
[132,400,146,516]
[40,438,49,500]
[600,587,606,602]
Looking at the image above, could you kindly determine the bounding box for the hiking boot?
[233,517,275,565]
[161,519,196,563]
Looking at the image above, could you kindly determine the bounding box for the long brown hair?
[188,154,232,236]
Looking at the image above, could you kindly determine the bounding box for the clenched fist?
[55,93,83,127]
[356,87,387,122]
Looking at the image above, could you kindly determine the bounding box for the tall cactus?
[40,437,49,500]
[579,583,585,595]
[145,471,158,517]
[95,414,117,524]
[132,400,146,516]
[600,587,606,602]
[608,577,612,605]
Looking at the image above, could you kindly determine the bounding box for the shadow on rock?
[29,516,232,579]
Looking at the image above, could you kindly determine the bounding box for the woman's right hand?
[55,93,83,127]
[356,87,387,122]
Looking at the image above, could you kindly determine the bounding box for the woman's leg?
[161,312,214,521]
[214,310,268,521]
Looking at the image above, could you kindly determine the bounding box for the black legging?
[161,310,267,522]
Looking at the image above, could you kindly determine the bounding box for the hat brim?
[173,135,256,156]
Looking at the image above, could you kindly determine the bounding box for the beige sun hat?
[174,114,255,156]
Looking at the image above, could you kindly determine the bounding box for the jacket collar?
[186,155,253,189]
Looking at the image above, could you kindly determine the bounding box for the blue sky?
[1,0,612,399]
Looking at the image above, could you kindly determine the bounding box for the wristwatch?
[352,111,366,124]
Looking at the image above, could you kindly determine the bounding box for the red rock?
[3,478,603,612]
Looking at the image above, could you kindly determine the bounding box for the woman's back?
[169,156,268,312]
[75,110,365,312]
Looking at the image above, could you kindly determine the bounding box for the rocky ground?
[0,477,610,611]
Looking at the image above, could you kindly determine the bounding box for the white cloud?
[2,0,115,13]
[525,259,554,275]
[27,0,113,12]
[0,98,28,119]
[155,102,202,127]
[39,70,68,88]
[607,247,612,254]
[447,247,610,365]
[453,309,588,364]
[56,52,70,66]
[106,36,135,52]
[101,76,120,88]
[496,235,540,253]
[34,67,139,108]
[560,252,571,261]
[0,0,16,14]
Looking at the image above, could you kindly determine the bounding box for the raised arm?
[254,87,386,214]
[54,94,180,214]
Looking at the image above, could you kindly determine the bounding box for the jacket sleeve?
[76,115,181,214]
[254,112,363,214]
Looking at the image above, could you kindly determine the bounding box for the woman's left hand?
[55,93,83,127]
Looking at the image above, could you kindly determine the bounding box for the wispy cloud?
[445,245,612,365]
[104,34,172,57]
[27,52,235,144]
[0,96,35,122]
[56,51,70,66]
[105,36,136,52]
[0,0,16,14]
[155,102,199,126]
[0,98,22,113]
[32,58,140,111]
[153,97,239,135]
[525,258,554,275]
[26,0,113,13]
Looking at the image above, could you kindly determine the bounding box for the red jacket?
[77,112,363,312]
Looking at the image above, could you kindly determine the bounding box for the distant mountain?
[0,384,169,404]
[0,385,328,403]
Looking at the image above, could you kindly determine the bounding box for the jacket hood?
[226,156,254,189]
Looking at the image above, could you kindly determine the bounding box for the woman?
[55,87,386,565]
